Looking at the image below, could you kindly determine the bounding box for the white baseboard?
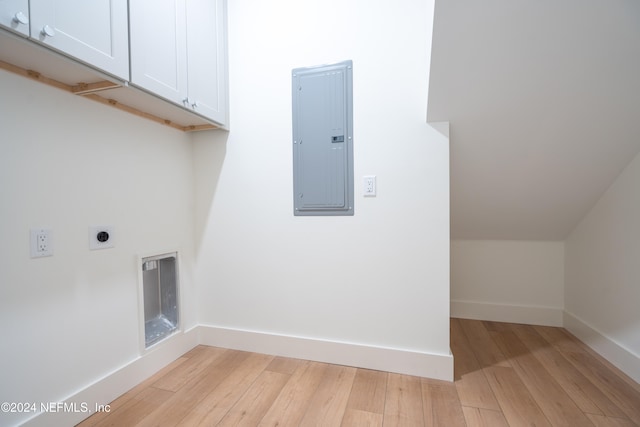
[17,310,638,427]
[20,323,455,427]
[451,299,563,327]
[198,324,453,381]
[563,311,640,384]
[22,328,199,427]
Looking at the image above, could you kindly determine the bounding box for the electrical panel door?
[292,60,353,216]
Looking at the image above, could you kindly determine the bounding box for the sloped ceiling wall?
[428,0,640,240]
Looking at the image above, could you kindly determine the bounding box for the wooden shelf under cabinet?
[0,30,220,132]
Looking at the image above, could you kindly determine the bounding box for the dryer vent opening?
[141,253,179,348]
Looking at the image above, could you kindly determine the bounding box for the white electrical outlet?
[89,226,115,250]
[30,228,53,258]
[363,175,377,197]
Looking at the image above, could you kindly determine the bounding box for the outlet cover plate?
[89,225,114,250]
[363,175,377,197]
[30,228,53,258]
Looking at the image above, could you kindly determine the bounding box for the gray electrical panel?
[292,60,354,216]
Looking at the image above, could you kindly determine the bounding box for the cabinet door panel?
[186,0,227,125]
[130,0,188,105]
[29,0,129,80]
[0,0,29,36]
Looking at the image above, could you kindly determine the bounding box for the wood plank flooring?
[77,319,640,426]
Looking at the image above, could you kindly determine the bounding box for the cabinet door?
[0,0,29,36]
[29,0,129,80]
[130,0,188,106]
[186,0,227,125]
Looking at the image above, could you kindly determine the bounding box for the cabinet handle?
[13,11,29,25]
[41,25,56,37]
[191,101,199,109]
[182,98,190,107]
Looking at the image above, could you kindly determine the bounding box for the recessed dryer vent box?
[292,60,354,216]
[140,253,179,348]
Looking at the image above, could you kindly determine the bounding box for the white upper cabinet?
[29,0,129,80]
[130,0,228,126]
[186,0,227,125]
[130,0,189,106]
[1,0,227,128]
[0,0,29,36]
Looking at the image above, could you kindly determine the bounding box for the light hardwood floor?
[77,319,640,426]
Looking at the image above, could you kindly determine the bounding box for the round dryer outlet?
[89,226,115,250]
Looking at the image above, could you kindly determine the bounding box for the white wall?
[451,240,564,326]
[0,70,197,426]
[193,0,452,379]
[430,0,640,241]
[565,150,640,383]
